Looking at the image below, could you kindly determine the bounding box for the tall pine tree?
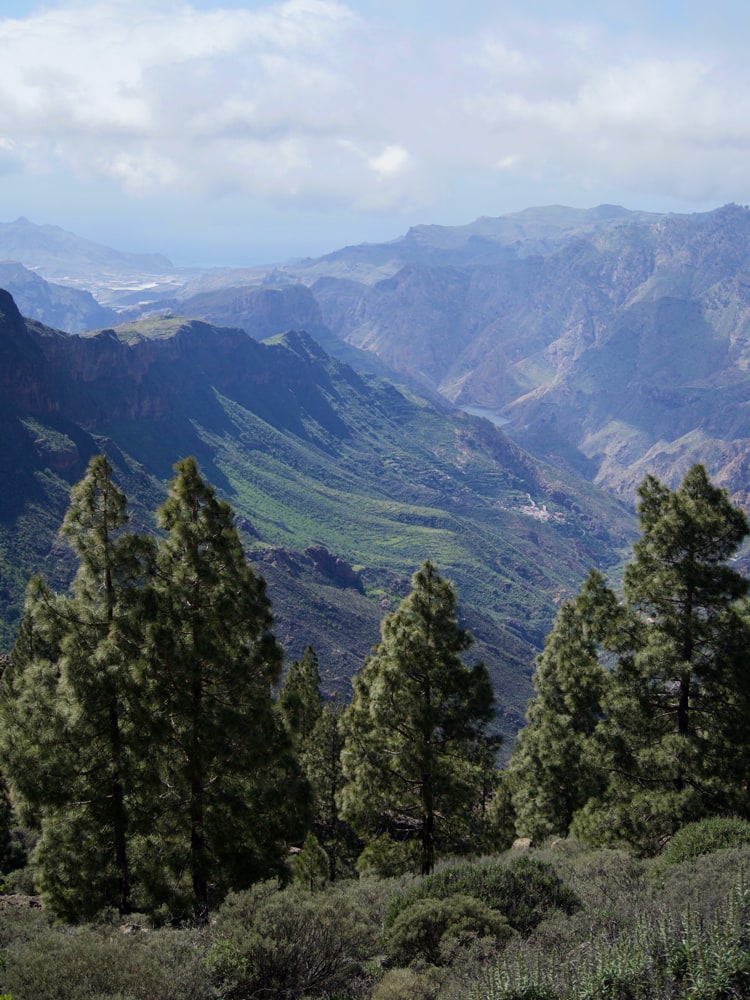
[303,698,356,880]
[146,457,310,917]
[0,455,154,918]
[278,648,355,879]
[278,646,323,749]
[509,571,616,842]
[607,466,750,844]
[511,466,750,853]
[340,561,498,875]
[572,466,750,851]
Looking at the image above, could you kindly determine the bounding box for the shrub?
[465,862,750,1000]
[469,966,560,1000]
[2,867,36,896]
[383,894,513,967]
[209,880,383,998]
[0,925,213,1000]
[372,966,444,1000]
[385,857,579,936]
[659,817,750,867]
[537,845,647,934]
[0,897,51,955]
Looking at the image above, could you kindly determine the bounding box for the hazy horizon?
[1,1,747,267]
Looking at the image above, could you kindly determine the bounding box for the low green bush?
[0,900,51,955]
[209,880,383,998]
[372,966,444,1000]
[534,845,647,936]
[659,817,750,867]
[0,925,213,1000]
[383,893,513,967]
[470,968,560,1000]
[465,857,750,1000]
[2,867,36,897]
[385,856,579,936]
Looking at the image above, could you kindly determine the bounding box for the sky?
[1,0,750,267]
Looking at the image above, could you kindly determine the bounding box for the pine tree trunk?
[421,797,434,875]
[109,697,131,914]
[190,658,208,917]
[421,670,435,875]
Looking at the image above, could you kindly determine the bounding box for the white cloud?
[367,145,412,179]
[0,0,369,197]
[451,20,750,204]
[2,0,750,220]
[98,150,182,195]
[496,155,520,171]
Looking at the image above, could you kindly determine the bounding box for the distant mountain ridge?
[298,203,750,504]
[0,216,189,308]
[0,261,120,333]
[0,216,174,278]
[172,204,660,291]
[3,202,749,510]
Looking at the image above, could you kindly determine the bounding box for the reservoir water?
[460,405,509,429]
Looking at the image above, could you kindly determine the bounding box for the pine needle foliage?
[145,457,311,918]
[511,464,750,853]
[340,561,498,874]
[0,455,311,921]
[0,455,155,919]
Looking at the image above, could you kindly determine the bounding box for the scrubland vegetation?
[1,825,750,999]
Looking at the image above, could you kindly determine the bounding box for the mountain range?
[2,202,749,736]
[0,285,634,740]
[6,202,745,504]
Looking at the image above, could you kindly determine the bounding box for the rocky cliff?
[309,204,750,502]
[0,262,118,333]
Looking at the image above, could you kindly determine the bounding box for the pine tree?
[278,649,355,879]
[574,465,750,851]
[146,457,310,917]
[278,646,323,748]
[302,698,356,880]
[509,571,615,842]
[291,831,330,891]
[339,561,498,875]
[0,455,154,918]
[624,465,749,743]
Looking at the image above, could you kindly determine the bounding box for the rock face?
[305,545,363,591]
[309,204,750,503]
[2,311,300,431]
[170,284,326,343]
[0,261,118,333]
[0,289,63,412]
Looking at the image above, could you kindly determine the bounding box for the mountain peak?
[264,327,329,361]
[0,287,25,329]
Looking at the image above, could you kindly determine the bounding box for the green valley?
[0,291,633,736]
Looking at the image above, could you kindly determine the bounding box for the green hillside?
[0,295,634,732]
